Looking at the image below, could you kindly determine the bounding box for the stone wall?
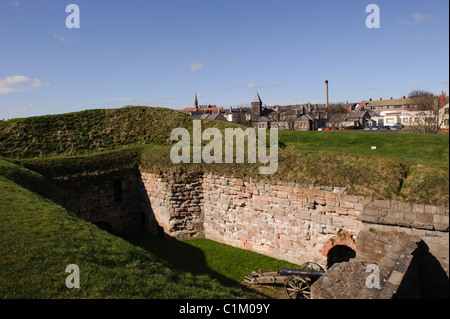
[54,169,144,234]
[202,174,362,267]
[358,200,449,275]
[59,168,448,281]
[140,170,204,240]
[139,171,448,276]
[311,230,449,299]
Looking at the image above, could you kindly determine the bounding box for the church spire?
[194,93,199,109]
[251,91,262,123]
[252,91,262,104]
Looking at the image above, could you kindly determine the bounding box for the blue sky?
[0,0,448,119]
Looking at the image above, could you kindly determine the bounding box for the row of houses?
[178,92,450,132]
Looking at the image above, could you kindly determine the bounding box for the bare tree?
[408,90,445,134]
[327,104,348,130]
[235,105,251,127]
[280,109,299,130]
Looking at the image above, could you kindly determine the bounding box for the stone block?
[298,210,311,221]
[424,205,439,214]
[396,201,412,212]
[362,207,380,217]
[277,191,289,199]
[433,214,449,231]
[340,201,355,209]
[347,195,358,203]
[403,210,416,223]
[357,196,372,206]
[333,187,347,194]
[373,199,391,209]
[324,192,337,200]
[412,204,425,214]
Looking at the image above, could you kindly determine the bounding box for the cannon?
[244,262,325,299]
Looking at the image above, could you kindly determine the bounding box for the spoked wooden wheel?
[300,262,325,272]
[284,276,312,299]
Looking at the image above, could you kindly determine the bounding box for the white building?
[381,110,437,127]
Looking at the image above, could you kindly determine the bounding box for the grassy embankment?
[1,159,297,298]
[1,106,447,205]
[0,106,448,298]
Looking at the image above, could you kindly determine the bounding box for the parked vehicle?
[391,124,402,130]
[371,126,380,130]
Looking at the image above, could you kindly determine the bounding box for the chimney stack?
[325,80,329,109]
[440,91,446,106]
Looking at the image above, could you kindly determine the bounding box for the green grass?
[125,233,299,284]
[278,130,449,169]
[12,141,448,205]
[0,106,241,158]
[0,167,262,299]
[0,158,66,202]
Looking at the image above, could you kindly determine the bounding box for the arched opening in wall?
[327,245,356,269]
[93,221,113,234]
[113,180,123,202]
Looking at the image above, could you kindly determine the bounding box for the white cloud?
[399,13,432,25]
[267,82,285,88]
[0,75,45,94]
[8,104,34,114]
[411,35,439,44]
[6,99,57,114]
[239,82,285,89]
[410,13,426,22]
[53,33,67,43]
[189,62,206,71]
[133,99,153,103]
[240,83,260,88]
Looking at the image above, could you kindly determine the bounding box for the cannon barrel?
[278,267,325,278]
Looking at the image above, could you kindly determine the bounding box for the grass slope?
[0,106,240,158]
[0,167,261,299]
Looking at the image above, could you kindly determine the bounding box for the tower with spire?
[194,93,199,109]
[251,92,262,123]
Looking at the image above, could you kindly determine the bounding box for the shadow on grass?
[123,231,268,298]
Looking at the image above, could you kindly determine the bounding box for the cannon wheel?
[300,262,325,272]
[284,276,312,299]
